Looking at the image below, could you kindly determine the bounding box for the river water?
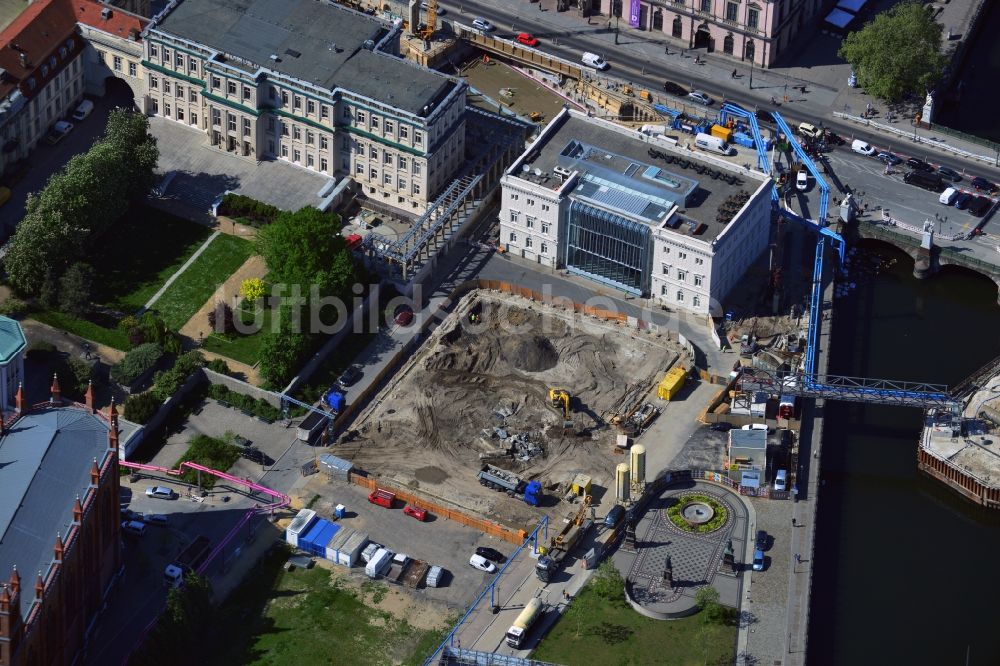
[807,241,1000,665]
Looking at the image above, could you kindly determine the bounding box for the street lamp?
[614,13,619,44]
[749,58,754,90]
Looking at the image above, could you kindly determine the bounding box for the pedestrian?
[792,517,796,527]
[795,553,801,564]
[731,68,737,79]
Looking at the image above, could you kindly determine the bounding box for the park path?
[177,254,267,385]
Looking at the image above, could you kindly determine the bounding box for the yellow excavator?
[549,388,573,429]
[419,0,437,40]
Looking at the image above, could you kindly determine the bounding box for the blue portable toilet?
[325,390,346,413]
[334,504,346,519]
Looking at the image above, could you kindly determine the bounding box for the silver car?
[472,17,495,32]
[145,486,175,500]
[687,91,713,105]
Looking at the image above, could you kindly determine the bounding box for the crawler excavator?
[548,388,573,430]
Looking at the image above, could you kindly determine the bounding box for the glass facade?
[564,201,652,295]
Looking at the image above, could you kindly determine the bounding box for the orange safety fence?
[349,473,528,545]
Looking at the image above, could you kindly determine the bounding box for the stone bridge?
[852,221,1000,303]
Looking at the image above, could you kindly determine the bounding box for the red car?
[403,505,428,521]
[515,33,539,47]
[394,305,414,326]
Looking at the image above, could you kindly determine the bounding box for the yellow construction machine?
[548,388,574,430]
[419,0,437,40]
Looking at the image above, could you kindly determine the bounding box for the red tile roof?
[0,0,79,100]
[72,0,147,41]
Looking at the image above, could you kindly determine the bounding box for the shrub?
[124,391,163,424]
[151,350,204,402]
[134,312,182,354]
[175,434,241,487]
[0,297,29,318]
[240,278,266,302]
[56,356,94,397]
[205,358,231,375]
[207,302,236,335]
[111,343,163,385]
[217,193,281,226]
[206,382,281,420]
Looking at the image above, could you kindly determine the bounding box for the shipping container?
[710,124,733,142]
[365,548,392,578]
[298,519,340,557]
[325,528,369,567]
[319,453,353,479]
[657,367,687,401]
[286,508,317,549]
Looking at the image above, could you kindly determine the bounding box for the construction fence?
[348,473,527,545]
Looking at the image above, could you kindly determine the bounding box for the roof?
[0,316,25,364]
[154,0,456,115]
[729,428,767,451]
[73,0,147,40]
[513,111,768,241]
[0,0,79,101]
[0,407,121,615]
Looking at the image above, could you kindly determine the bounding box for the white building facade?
[500,108,772,315]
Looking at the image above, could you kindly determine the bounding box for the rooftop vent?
[18,53,27,68]
[101,7,112,19]
[269,54,280,62]
[362,39,375,51]
[284,48,301,58]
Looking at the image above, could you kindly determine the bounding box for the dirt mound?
[501,334,559,372]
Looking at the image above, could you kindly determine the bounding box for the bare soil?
[340,293,682,528]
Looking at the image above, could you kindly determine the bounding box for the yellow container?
[710,124,733,142]
[657,367,687,401]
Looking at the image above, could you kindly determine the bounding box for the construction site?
[339,291,690,527]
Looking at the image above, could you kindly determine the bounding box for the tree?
[591,560,625,604]
[838,1,946,103]
[124,391,163,424]
[255,207,353,301]
[111,343,163,386]
[207,301,236,335]
[258,328,309,388]
[694,585,728,624]
[56,356,93,398]
[58,263,95,317]
[132,573,214,666]
[240,277,266,303]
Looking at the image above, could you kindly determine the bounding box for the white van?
[694,132,734,156]
[71,99,94,121]
[121,520,147,537]
[582,52,609,70]
[365,548,392,578]
[742,423,769,431]
[851,139,876,156]
[939,187,958,205]
[774,469,788,491]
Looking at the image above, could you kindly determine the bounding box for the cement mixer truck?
[505,597,544,648]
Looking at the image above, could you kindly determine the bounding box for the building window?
[175,53,183,67]
[357,110,366,123]
[243,117,251,136]
[128,61,137,77]
[662,264,669,275]
[191,113,198,126]
[321,105,330,119]
[678,251,687,259]
[413,162,421,175]
[212,76,221,90]
[678,270,687,281]
[163,81,171,94]
[676,290,685,302]
[161,48,169,62]
[189,60,198,74]
[398,156,407,169]
[399,125,408,140]
[149,75,159,90]
[294,96,302,110]
[281,91,289,105]
[695,257,704,265]
[227,113,236,132]
[384,172,392,185]
[228,81,236,95]
[510,210,520,222]
[370,146,378,159]
[307,131,314,145]
[189,89,198,103]
[320,136,328,150]
[164,103,171,117]
[243,86,251,100]
[281,122,289,137]
[294,149,301,162]
[175,85,183,99]
[526,198,535,206]
[526,216,535,229]
[307,100,315,114]
[211,108,221,126]
[526,237,533,249]
[509,232,517,243]
[150,44,158,58]
[413,183,420,195]
[293,126,301,140]
[356,163,364,175]
[371,117,379,130]
[150,98,158,114]
[370,167,378,180]
[385,121,394,134]
[700,0,711,12]
[113,56,122,72]
[748,7,759,28]
[177,108,185,121]
[399,177,407,189]
[282,145,288,157]
[694,275,704,287]
[308,154,315,167]
[726,1,738,20]
[321,157,328,171]
[414,130,422,145]
[541,222,550,234]
[693,296,701,307]
[541,242,548,255]
[383,151,392,165]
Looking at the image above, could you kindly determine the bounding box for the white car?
[44,120,74,145]
[469,554,497,573]
[796,170,809,191]
[71,99,94,121]
[420,1,445,14]
[145,486,175,500]
[687,91,713,106]
[472,17,495,32]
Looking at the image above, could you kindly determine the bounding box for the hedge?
[174,434,241,488]
[207,383,281,421]
[217,193,281,226]
[124,391,163,424]
[111,343,163,385]
[151,350,204,402]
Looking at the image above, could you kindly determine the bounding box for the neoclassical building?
[597,0,826,66]
[142,0,469,213]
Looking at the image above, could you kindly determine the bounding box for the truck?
[402,559,429,588]
[365,547,392,578]
[368,488,395,508]
[505,597,544,648]
[477,464,542,506]
[535,518,593,583]
[164,535,212,588]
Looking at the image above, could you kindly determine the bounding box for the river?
[807,241,1000,665]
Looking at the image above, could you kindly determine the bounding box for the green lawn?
[91,206,213,313]
[32,310,130,351]
[201,301,274,365]
[209,547,446,665]
[150,234,253,330]
[532,581,737,666]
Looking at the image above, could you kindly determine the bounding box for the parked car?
[515,32,538,47]
[144,514,169,525]
[850,139,876,156]
[877,151,901,166]
[937,166,962,182]
[469,554,498,573]
[755,530,768,551]
[475,546,506,564]
[472,17,495,32]
[44,120,74,145]
[663,80,688,96]
[121,520,147,537]
[796,170,809,191]
[71,99,94,121]
[394,305,414,326]
[906,157,933,172]
[241,447,275,466]
[754,108,776,126]
[752,549,765,571]
[969,195,994,217]
[420,1,445,13]
[337,364,363,389]
[145,486,175,500]
[710,422,733,432]
[687,91,713,105]
[797,122,822,139]
[824,130,845,146]
[604,505,625,528]
[953,191,973,210]
[122,509,144,521]
[774,469,788,491]
[971,176,996,192]
[403,504,428,521]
